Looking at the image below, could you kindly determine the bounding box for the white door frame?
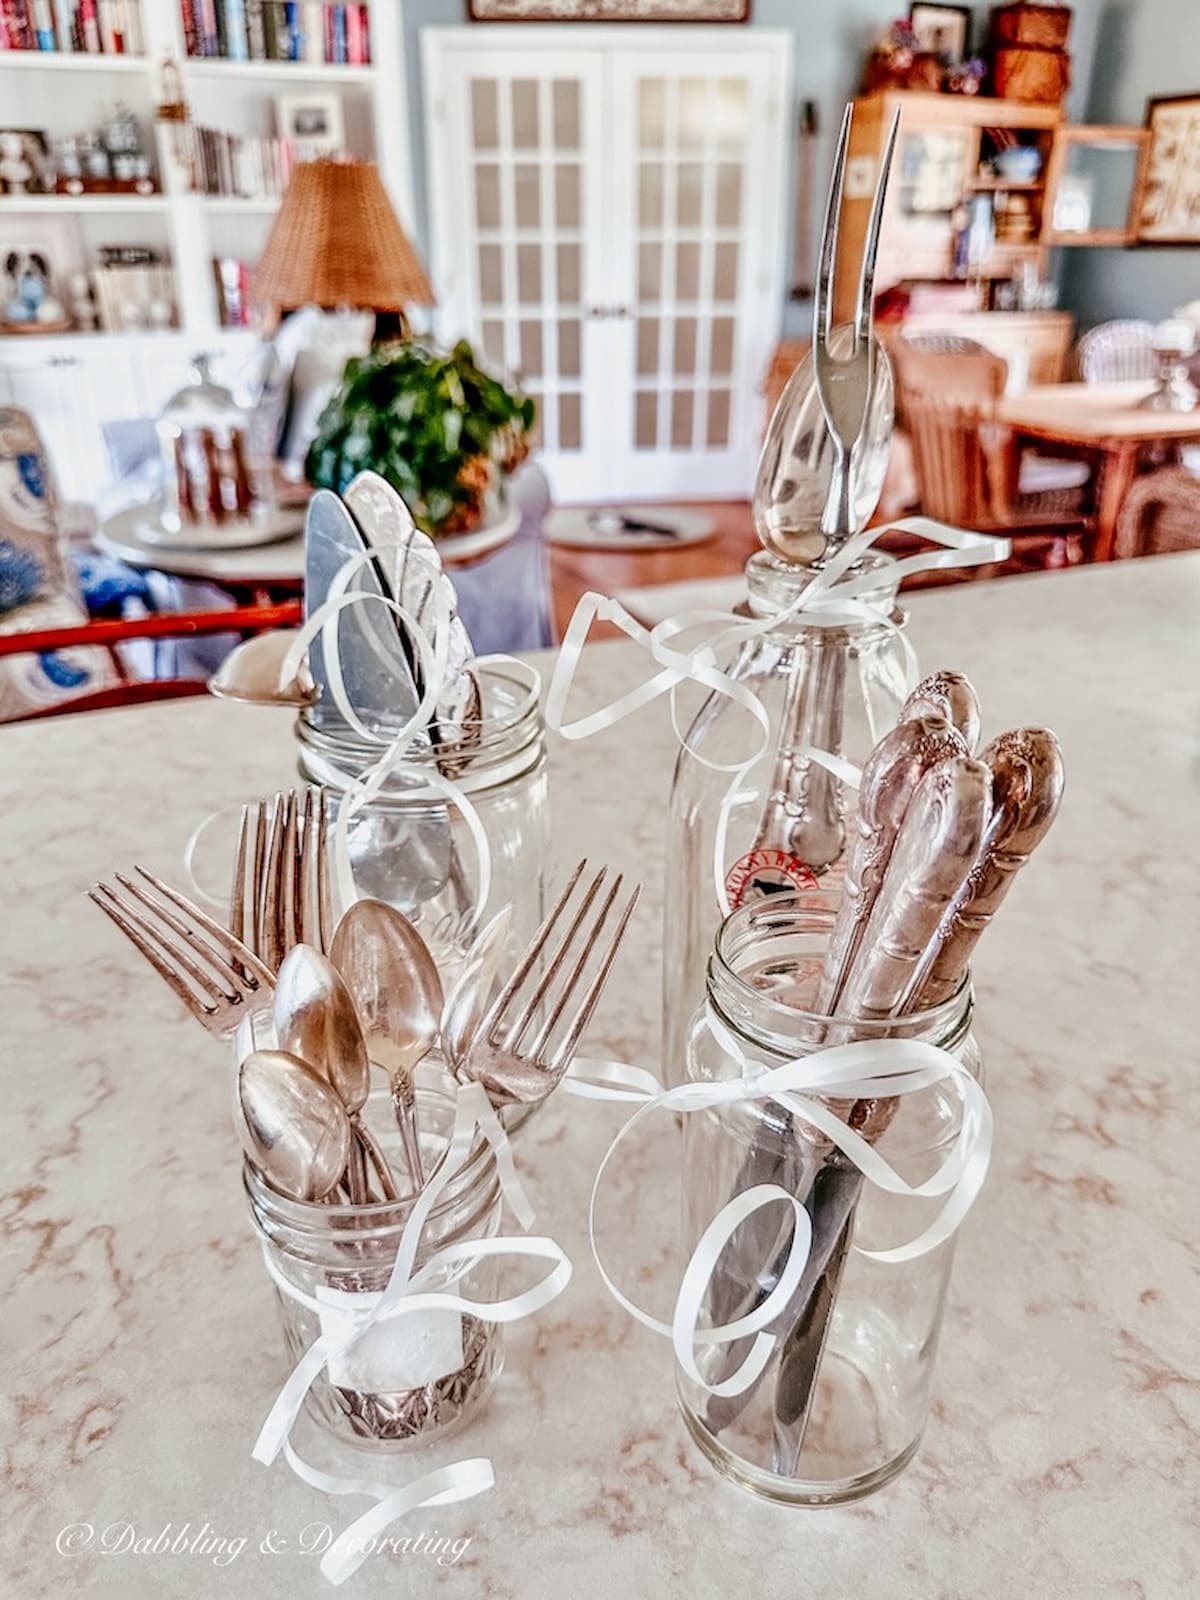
[423,25,793,504]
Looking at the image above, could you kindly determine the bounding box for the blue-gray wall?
[1061,0,1200,329]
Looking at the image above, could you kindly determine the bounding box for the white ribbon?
[569,1011,991,1399]
[546,517,1011,913]
[252,1079,572,1586]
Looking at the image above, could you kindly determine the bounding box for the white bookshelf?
[0,0,414,498]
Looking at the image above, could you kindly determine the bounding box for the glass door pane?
[426,46,606,500]
[612,49,788,497]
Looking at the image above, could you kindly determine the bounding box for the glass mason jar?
[678,897,981,1505]
[246,1082,504,1451]
[661,551,909,1091]
[296,658,548,970]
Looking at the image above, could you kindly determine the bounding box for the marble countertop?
[3,555,1198,1599]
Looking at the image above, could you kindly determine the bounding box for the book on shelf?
[179,0,369,64]
[0,0,143,53]
[213,256,253,327]
[191,123,294,200]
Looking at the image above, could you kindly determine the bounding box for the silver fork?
[813,102,900,545]
[230,786,333,971]
[90,868,275,1040]
[459,859,640,1108]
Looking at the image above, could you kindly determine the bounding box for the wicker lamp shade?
[252,159,435,314]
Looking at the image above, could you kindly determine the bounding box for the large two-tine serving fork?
[458,859,640,1107]
[814,103,900,545]
[230,786,333,970]
[90,868,274,1039]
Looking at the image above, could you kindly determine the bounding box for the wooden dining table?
[996,380,1200,562]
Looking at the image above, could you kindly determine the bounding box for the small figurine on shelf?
[67,271,99,333]
[2,251,70,334]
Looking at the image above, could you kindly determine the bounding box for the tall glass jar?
[296,658,548,969]
[246,1082,504,1450]
[661,552,909,1091]
[156,355,275,537]
[678,897,981,1505]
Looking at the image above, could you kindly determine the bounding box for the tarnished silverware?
[906,727,1065,1010]
[275,944,398,1204]
[238,1048,352,1203]
[817,714,968,1015]
[329,899,441,1188]
[441,905,513,1068]
[208,629,318,709]
[812,103,900,547]
[901,670,982,755]
[230,786,333,972]
[90,867,274,1039]
[771,753,992,1476]
[459,860,640,1108]
[747,630,848,877]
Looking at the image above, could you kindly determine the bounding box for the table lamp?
[252,158,435,342]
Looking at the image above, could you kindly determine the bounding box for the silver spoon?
[329,899,443,1188]
[275,944,398,1203]
[237,1049,352,1203]
[441,903,512,1066]
[208,630,317,708]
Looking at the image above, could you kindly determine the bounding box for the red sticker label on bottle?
[724,848,819,908]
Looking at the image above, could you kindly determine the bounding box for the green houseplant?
[305,339,536,539]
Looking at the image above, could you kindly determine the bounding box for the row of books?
[0,0,144,53]
[181,1,370,65]
[213,256,253,328]
[191,123,294,199]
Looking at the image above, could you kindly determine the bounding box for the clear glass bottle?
[296,658,548,969]
[661,552,909,1090]
[678,897,981,1505]
[246,1082,504,1451]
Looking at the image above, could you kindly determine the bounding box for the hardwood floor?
[546,501,759,640]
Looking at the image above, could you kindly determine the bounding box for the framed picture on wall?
[276,94,346,163]
[1136,93,1200,244]
[908,4,971,61]
[468,0,750,20]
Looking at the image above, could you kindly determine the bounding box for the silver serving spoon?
[274,944,398,1203]
[237,1048,352,1203]
[329,899,443,1187]
[208,629,317,708]
[441,903,512,1066]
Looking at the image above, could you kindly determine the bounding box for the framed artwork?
[1136,93,1200,244]
[908,3,971,61]
[275,94,346,163]
[467,0,750,20]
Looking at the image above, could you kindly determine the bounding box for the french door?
[424,28,792,503]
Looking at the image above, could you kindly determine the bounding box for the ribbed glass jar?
[678,897,980,1505]
[661,551,908,1091]
[296,658,548,967]
[246,1083,504,1452]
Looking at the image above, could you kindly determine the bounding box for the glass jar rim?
[743,551,906,637]
[710,892,971,1047]
[295,657,543,785]
[244,1091,500,1239]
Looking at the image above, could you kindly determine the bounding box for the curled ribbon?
[252,1079,572,1585]
[568,1011,991,1399]
[546,517,1011,913]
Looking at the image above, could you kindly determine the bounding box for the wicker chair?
[1076,321,1159,385]
[1112,466,1200,559]
[893,338,1093,545]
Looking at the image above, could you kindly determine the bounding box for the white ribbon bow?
[569,1011,991,1399]
[546,517,1010,911]
[252,1080,572,1586]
